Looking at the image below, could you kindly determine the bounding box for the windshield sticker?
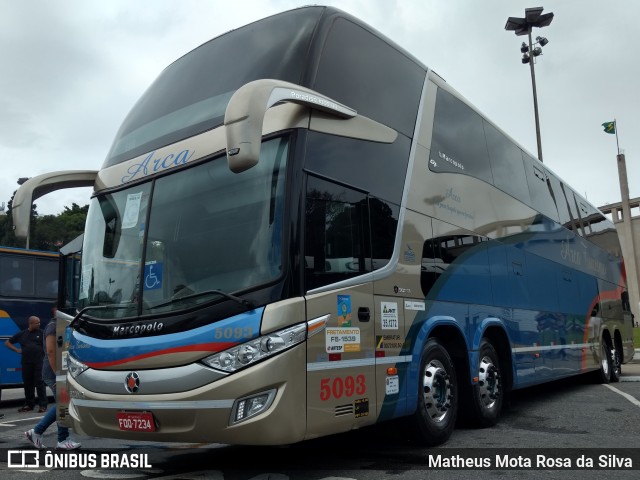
[122,192,143,229]
[381,302,399,330]
[326,327,361,353]
[144,261,163,290]
[337,295,352,327]
[79,265,92,300]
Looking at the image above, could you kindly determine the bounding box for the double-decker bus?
[12,6,635,446]
[0,246,59,401]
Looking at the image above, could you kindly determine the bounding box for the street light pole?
[527,29,543,163]
[505,7,554,163]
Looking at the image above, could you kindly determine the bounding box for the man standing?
[4,316,48,412]
[25,306,80,449]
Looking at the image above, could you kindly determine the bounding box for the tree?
[0,196,88,251]
[30,203,89,251]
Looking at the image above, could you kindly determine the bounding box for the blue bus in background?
[0,246,59,401]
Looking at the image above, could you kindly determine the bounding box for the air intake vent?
[335,404,353,417]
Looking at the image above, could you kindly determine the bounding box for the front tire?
[409,339,458,446]
[591,341,612,384]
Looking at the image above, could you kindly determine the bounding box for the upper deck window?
[313,18,424,138]
[104,8,321,167]
[429,88,493,184]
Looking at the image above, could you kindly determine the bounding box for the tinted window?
[313,18,424,138]
[35,259,58,299]
[305,175,371,291]
[421,234,491,304]
[304,131,410,205]
[484,121,530,203]
[523,154,559,222]
[0,255,34,296]
[547,173,572,229]
[0,255,57,299]
[105,8,322,166]
[430,88,493,183]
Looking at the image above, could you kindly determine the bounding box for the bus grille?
[335,404,354,416]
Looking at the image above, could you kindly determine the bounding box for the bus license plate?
[116,412,155,432]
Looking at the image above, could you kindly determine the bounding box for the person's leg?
[34,363,47,410]
[33,405,56,435]
[21,364,35,409]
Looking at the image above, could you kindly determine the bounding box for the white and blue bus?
[12,6,635,446]
[0,246,59,401]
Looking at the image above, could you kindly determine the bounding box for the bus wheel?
[592,342,611,384]
[610,344,621,383]
[468,340,503,428]
[410,338,457,446]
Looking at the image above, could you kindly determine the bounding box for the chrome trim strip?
[513,343,593,353]
[306,358,375,371]
[375,355,413,365]
[72,398,234,410]
[74,363,227,395]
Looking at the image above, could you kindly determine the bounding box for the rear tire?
[610,343,621,383]
[408,338,458,446]
[466,340,503,428]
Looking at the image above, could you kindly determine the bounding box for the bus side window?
[304,175,371,291]
[0,255,34,297]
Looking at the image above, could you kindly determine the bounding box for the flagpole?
[615,118,620,155]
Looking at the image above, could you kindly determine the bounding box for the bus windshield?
[79,137,289,318]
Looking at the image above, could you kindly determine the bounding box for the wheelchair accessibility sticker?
[144,261,163,290]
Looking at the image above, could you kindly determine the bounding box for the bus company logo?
[438,150,464,171]
[121,149,196,183]
[112,321,164,337]
[394,285,411,295]
[8,450,39,468]
[124,372,140,393]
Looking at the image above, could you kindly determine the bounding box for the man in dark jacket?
[4,316,48,412]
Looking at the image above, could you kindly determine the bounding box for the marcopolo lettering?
[113,322,164,337]
[121,149,196,183]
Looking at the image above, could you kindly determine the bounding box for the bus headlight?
[67,354,89,379]
[202,323,306,373]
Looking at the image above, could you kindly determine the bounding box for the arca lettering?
[121,149,196,183]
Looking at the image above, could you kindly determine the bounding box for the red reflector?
[375,350,385,358]
[329,353,342,361]
[387,367,397,375]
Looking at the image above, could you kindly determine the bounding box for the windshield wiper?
[149,289,254,311]
[70,305,132,329]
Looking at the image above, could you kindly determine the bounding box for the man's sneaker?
[57,439,81,450]
[25,429,46,449]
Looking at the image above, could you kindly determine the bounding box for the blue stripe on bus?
[68,307,264,367]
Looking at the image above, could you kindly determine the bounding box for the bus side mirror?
[224,79,356,173]
[12,171,98,241]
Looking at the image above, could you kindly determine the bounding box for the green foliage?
[634,325,640,348]
[0,198,88,252]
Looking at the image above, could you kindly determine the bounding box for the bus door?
[305,285,376,438]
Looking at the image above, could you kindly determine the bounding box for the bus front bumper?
[65,343,307,445]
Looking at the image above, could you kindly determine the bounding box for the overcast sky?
[1,0,638,216]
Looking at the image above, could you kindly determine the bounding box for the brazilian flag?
[602,121,616,134]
